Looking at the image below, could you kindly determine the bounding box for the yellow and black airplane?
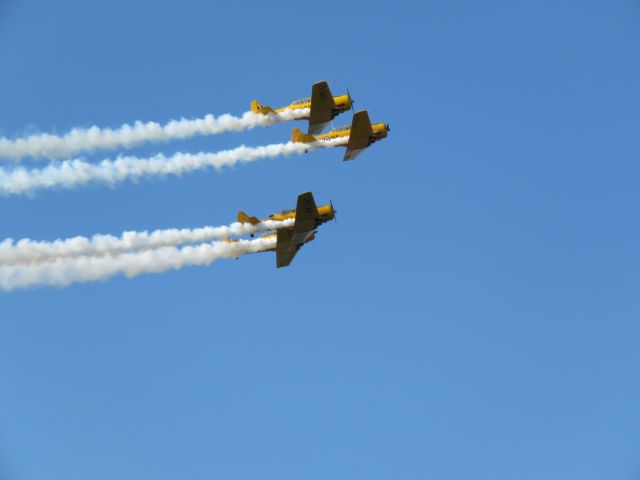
[251,81,353,135]
[237,192,336,268]
[291,110,389,161]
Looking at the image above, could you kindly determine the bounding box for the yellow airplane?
[236,192,336,268]
[291,110,390,161]
[251,81,353,135]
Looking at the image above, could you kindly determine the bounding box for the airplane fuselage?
[312,122,389,146]
[266,204,334,224]
[241,204,333,245]
[250,231,317,254]
[274,94,352,119]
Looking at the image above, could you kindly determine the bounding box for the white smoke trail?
[0,139,344,197]
[0,109,310,162]
[0,219,293,266]
[0,237,276,291]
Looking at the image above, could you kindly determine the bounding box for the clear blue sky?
[1,1,639,479]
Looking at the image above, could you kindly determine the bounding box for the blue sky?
[1,1,639,479]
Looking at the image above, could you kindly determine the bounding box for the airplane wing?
[344,110,374,161]
[276,192,319,267]
[308,81,336,135]
[276,227,299,268]
[292,192,318,236]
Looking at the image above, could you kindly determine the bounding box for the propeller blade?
[347,88,355,113]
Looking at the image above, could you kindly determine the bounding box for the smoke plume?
[0,219,293,266]
[0,237,276,290]
[0,109,309,162]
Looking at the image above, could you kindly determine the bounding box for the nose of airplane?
[347,88,355,112]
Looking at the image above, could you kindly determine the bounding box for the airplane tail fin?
[223,236,240,259]
[238,211,260,225]
[291,128,316,144]
[251,100,276,115]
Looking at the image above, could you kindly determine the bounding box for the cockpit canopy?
[291,97,311,106]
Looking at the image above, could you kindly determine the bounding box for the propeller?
[330,199,338,223]
[347,88,355,113]
[386,123,391,132]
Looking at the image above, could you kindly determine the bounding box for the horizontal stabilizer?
[251,100,276,115]
[292,128,316,144]
[238,211,260,225]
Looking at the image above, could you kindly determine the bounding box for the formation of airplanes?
[252,80,353,135]
[235,81,389,268]
[252,80,390,161]
[233,192,336,268]
[291,110,389,161]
